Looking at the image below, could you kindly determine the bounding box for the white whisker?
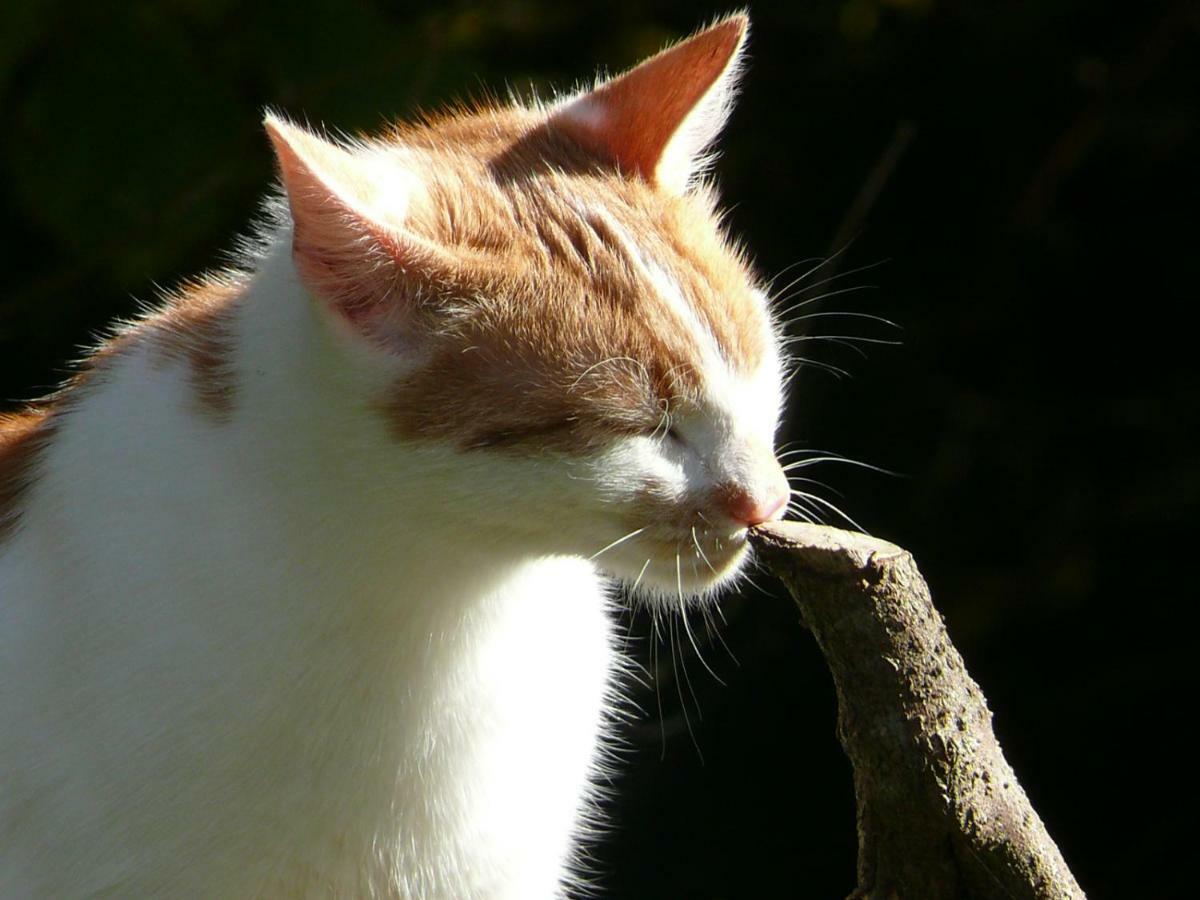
[691,526,718,575]
[669,605,704,761]
[776,283,878,320]
[781,455,899,477]
[786,501,818,523]
[790,489,867,533]
[630,558,651,594]
[770,256,887,303]
[589,527,646,561]
[785,356,852,379]
[767,242,855,302]
[785,475,844,497]
[763,256,826,295]
[681,607,725,685]
[782,333,902,347]
[789,310,899,329]
[702,603,739,667]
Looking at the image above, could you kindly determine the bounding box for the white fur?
[0,241,622,898]
[0,51,786,890]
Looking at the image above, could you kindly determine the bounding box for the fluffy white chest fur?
[0,15,789,898]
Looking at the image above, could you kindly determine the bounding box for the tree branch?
[749,521,1085,899]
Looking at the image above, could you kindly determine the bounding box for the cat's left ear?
[264,114,452,348]
[554,14,748,194]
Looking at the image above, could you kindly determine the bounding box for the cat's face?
[270,15,787,598]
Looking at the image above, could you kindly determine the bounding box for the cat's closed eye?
[664,425,687,446]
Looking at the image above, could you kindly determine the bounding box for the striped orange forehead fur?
[376,104,769,451]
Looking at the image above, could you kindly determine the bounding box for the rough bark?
[749,521,1085,900]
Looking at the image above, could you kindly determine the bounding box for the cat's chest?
[213,558,619,898]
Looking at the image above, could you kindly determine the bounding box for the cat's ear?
[554,14,748,195]
[264,114,447,339]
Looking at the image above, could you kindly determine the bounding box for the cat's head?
[268,14,787,602]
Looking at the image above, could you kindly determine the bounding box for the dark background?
[2,1,1195,896]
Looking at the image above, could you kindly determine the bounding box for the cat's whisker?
[619,604,637,657]
[762,256,827,296]
[734,569,770,597]
[776,283,879,321]
[781,361,807,390]
[789,489,868,533]
[789,309,900,329]
[649,611,667,761]
[588,527,646,561]
[785,475,844,498]
[781,455,900,477]
[691,526,718,575]
[785,356,852,380]
[789,336,871,359]
[667,596,705,761]
[630,558,651,595]
[701,603,739,667]
[767,241,855,302]
[775,284,878,316]
[681,606,725,686]
[786,501,818,524]
[782,334,902,348]
[773,440,806,457]
[776,445,829,461]
[771,257,890,306]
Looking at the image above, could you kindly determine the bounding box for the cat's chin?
[598,531,752,603]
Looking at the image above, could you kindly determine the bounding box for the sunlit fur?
[0,14,787,898]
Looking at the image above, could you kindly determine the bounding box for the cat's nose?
[721,482,788,526]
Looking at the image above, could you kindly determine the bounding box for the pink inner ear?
[555,16,746,186]
[286,188,403,324]
[265,117,439,338]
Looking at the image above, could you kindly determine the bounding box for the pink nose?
[722,485,788,526]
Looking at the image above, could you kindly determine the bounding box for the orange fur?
[144,277,244,421]
[0,409,55,544]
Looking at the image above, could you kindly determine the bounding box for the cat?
[0,13,788,898]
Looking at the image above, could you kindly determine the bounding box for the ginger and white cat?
[0,15,788,898]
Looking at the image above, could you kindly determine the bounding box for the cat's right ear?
[264,114,447,342]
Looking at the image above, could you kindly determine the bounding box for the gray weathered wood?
[750,521,1085,899]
